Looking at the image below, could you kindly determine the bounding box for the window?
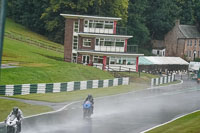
[199,40,200,47]
[116,39,125,47]
[100,38,104,46]
[93,56,103,63]
[73,53,77,63]
[96,38,125,47]
[195,40,197,47]
[89,20,93,28]
[105,21,113,29]
[84,19,114,32]
[74,20,79,32]
[83,38,91,47]
[187,40,189,46]
[95,21,104,28]
[73,36,78,49]
[84,20,88,28]
[110,57,116,64]
[198,51,200,57]
[190,40,192,46]
[104,38,114,46]
[96,39,99,46]
[189,51,191,57]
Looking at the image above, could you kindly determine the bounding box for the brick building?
[152,20,200,61]
[61,14,143,71]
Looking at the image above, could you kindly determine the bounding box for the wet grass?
[1,37,113,85]
[0,99,52,122]
[147,111,200,133]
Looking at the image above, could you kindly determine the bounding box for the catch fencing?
[0,77,129,96]
[151,74,175,86]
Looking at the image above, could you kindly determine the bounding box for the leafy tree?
[193,0,200,28]
[145,0,180,40]
[176,0,195,25]
[127,0,150,47]
[41,0,129,43]
[8,0,49,34]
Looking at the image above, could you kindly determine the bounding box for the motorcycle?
[83,100,93,118]
[5,114,19,133]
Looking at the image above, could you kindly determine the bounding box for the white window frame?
[95,38,125,47]
[74,20,79,33]
[73,36,78,50]
[84,19,114,29]
[73,53,77,63]
[83,38,92,47]
[190,40,192,46]
[187,40,189,46]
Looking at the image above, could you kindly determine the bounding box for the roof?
[179,25,200,38]
[139,56,189,65]
[77,50,144,57]
[189,62,200,71]
[60,14,121,21]
[78,33,133,39]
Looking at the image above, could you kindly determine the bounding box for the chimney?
[175,20,180,26]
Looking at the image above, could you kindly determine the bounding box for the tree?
[193,0,200,28]
[127,0,150,47]
[8,0,49,34]
[145,0,180,40]
[176,0,195,25]
[41,0,129,43]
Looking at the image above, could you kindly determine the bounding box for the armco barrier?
[0,77,129,96]
[151,74,175,86]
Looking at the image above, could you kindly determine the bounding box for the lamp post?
[0,0,7,79]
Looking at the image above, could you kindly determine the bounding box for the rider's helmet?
[13,107,19,115]
[88,94,93,99]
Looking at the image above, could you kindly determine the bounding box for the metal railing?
[4,31,64,53]
[83,27,129,35]
[95,45,138,53]
[127,45,138,53]
[93,64,136,72]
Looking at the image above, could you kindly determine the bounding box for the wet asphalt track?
[2,76,200,133]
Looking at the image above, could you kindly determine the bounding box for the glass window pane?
[116,42,124,47]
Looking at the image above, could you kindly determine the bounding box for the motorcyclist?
[84,94,94,113]
[7,107,23,132]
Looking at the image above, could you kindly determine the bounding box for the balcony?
[83,27,129,35]
[94,45,138,53]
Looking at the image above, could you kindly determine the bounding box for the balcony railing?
[83,27,129,35]
[94,45,138,53]
[127,45,138,53]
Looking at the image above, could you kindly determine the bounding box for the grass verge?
[0,99,52,122]
[147,111,200,133]
[9,82,150,103]
[1,37,113,85]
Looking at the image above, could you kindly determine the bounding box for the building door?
[82,55,90,64]
[106,57,110,65]
[194,51,196,60]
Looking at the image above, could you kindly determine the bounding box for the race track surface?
[2,76,200,133]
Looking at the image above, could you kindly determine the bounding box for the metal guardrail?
[4,31,64,53]
[93,64,136,72]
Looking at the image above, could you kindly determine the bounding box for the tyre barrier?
[151,74,176,86]
[0,77,129,96]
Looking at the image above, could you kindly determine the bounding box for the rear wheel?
[7,126,14,133]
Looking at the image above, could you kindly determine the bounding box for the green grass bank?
[0,99,52,122]
[147,111,200,133]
